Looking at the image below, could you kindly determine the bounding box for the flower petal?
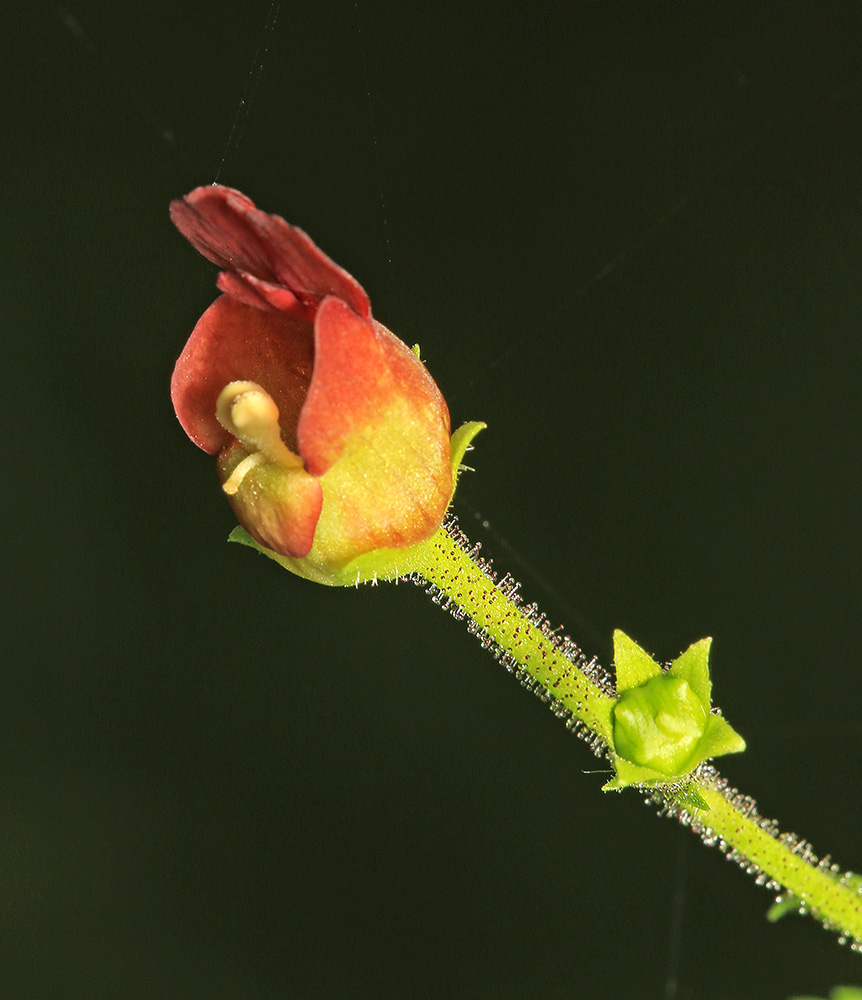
[171,295,314,455]
[215,270,305,314]
[218,442,322,558]
[296,296,453,561]
[298,296,450,477]
[170,186,371,319]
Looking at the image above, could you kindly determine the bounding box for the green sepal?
[227,526,350,586]
[696,713,746,760]
[230,523,435,586]
[613,628,662,692]
[668,779,710,813]
[602,756,674,792]
[668,636,712,707]
[766,892,801,923]
[229,525,263,554]
[450,421,486,479]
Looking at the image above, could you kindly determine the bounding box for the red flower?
[170,185,481,585]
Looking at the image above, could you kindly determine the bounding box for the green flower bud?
[613,675,707,775]
[603,631,746,795]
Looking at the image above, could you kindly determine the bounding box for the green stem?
[412,522,862,948]
[412,524,616,745]
[693,783,862,944]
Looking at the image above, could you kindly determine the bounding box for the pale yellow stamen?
[220,451,266,495]
[216,382,303,495]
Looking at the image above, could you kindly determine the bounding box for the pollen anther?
[215,381,302,470]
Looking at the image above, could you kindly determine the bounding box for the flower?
[603,630,746,794]
[170,185,482,585]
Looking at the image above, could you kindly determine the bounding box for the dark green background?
[5,3,862,997]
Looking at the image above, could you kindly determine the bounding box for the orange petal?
[171,295,314,455]
[299,297,450,477]
[219,443,323,558]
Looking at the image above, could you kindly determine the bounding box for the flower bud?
[603,630,746,793]
[612,675,708,775]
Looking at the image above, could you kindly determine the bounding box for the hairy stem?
[412,522,616,744]
[688,783,862,944]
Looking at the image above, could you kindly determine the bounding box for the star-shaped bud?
[603,630,746,797]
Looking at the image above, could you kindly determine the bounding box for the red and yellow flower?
[170,185,481,585]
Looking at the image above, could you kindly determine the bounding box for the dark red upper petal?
[171,294,314,455]
[170,185,371,319]
[215,269,306,314]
